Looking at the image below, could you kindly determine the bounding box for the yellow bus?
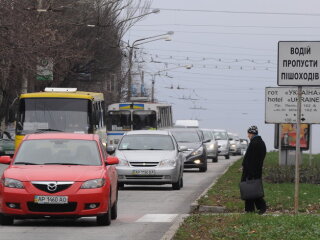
[15,88,106,148]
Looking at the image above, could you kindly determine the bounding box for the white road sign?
[265,87,320,123]
[278,41,320,86]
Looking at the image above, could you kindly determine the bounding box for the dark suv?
[169,128,208,172]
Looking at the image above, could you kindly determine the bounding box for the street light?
[127,31,174,101]
[149,64,193,102]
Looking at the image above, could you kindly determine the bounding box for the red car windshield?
[14,139,102,166]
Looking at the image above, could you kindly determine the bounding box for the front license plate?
[5,151,14,155]
[132,169,155,175]
[34,196,68,204]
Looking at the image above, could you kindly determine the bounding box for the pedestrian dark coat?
[241,135,266,182]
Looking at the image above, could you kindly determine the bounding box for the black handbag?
[239,178,264,200]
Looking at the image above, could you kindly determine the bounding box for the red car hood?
[4,165,105,182]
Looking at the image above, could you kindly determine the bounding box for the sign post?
[275,41,320,214]
[294,86,302,214]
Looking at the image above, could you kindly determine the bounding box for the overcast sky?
[124,0,320,153]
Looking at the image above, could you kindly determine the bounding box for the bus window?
[133,110,156,130]
[17,98,90,134]
[107,111,131,131]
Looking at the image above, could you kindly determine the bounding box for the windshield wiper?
[144,148,166,150]
[119,148,141,150]
[14,162,39,165]
[35,129,63,133]
[44,163,86,165]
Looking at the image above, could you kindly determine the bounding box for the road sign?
[278,41,320,86]
[265,87,320,123]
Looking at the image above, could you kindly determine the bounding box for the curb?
[190,158,239,213]
[160,214,189,240]
[161,158,240,240]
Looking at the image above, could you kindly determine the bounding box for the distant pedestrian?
[241,125,267,214]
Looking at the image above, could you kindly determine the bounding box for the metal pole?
[151,75,155,102]
[309,124,312,166]
[140,71,144,97]
[294,86,302,214]
[278,124,282,165]
[127,46,133,101]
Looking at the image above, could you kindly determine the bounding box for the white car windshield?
[118,135,174,150]
[14,139,101,166]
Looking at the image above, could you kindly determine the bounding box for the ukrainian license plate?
[132,169,155,175]
[34,196,68,204]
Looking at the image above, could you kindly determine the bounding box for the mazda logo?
[47,183,58,192]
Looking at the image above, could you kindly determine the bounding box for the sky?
[124,0,320,153]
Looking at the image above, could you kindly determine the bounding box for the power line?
[133,29,320,37]
[135,23,320,29]
[142,47,276,57]
[147,8,320,16]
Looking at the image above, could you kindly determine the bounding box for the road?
[0,156,240,240]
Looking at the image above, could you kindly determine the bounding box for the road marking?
[136,214,178,223]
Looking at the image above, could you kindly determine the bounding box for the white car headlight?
[158,159,176,167]
[117,158,129,166]
[81,179,105,189]
[191,146,203,156]
[208,144,215,150]
[231,144,236,148]
[4,178,24,189]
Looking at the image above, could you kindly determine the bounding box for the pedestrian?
[241,125,267,214]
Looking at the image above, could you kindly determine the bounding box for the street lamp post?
[126,31,174,101]
[150,64,193,102]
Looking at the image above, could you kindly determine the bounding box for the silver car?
[201,129,218,162]
[113,130,185,190]
[213,129,230,159]
[228,132,242,155]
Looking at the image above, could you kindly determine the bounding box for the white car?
[110,130,185,190]
[228,132,242,155]
[213,129,230,159]
[201,129,218,162]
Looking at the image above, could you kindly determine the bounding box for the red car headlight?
[4,178,24,189]
[80,179,106,189]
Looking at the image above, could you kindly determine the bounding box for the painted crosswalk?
[135,214,178,223]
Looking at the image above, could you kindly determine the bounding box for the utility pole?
[151,74,155,102]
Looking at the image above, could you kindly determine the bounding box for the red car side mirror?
[0,156,12,164]
[105,156,119,165]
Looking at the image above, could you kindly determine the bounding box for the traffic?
[0,88,246,228]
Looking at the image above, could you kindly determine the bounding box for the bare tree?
[0,0,152,125]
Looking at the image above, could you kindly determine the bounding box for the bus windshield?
[133,110,157,130]
[107,111,131,131]
[17,98,91,134]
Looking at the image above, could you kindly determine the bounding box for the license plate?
[34,196,68,204]
[5,151,14,155]
[132,169,155,175]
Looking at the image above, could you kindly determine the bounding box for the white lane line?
[136,214,178,223]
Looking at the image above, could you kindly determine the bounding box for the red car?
[0,133,119,226]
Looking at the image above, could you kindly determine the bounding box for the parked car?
[169,128,208,172]
[201,129,218,162]
[228,132,242,155]
[110,130,185,190]
[0,133,119,226]
[240,138,249,155]
[213,129,230,159]
[0,131,15,157]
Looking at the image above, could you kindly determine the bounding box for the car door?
[99,140,117,202]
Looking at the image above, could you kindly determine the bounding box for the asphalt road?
[0,156,240,240]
